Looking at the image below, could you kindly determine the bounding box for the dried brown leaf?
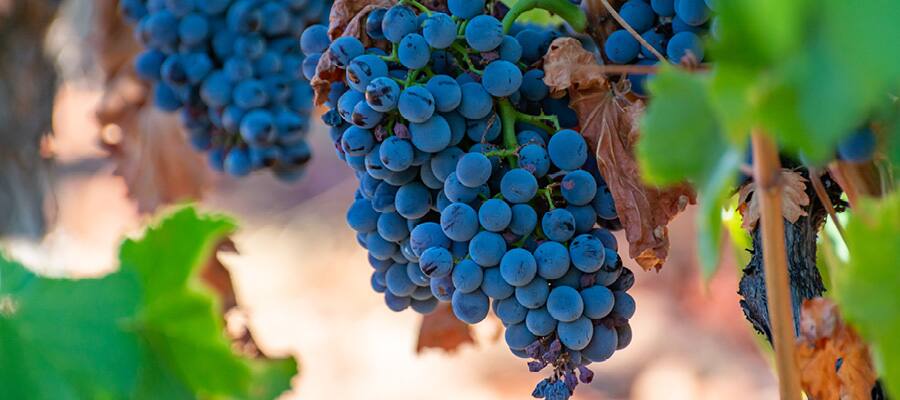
[738,170,810,232]
[416,303,475,353]
[543,38,696,271]
[795,298,878,400]
[312,0,395,105]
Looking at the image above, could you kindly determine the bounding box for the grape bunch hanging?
[118,0,330,180]
[303,1,634,398]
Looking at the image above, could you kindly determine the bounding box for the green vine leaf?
[0,207,297,399]
[835,192,900,397]
[637,67,741,278]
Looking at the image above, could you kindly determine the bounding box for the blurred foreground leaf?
[0,207,296,399]
[835,193,900,397]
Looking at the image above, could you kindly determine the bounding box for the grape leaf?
[636,67,742,277]
[0,207,297,399]
[834,192,900,398]
[542,38,696,271]
[795,298,878,400]
[737,170,810,231]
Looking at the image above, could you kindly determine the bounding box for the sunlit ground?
[4,84,779,399]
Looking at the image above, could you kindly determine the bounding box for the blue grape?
[482,61,523,97]
[640,29,666,59]
[419,247,454,278]
[458,82,494,120]
[505,322,537,350]
[548,130,588,170]
[465,15,504,52]
[619,0,655,32]
[135,49,166,81]
[561,170,598,206]
[616,323,632,350]
[672,15,703,33]
[406,262,430,286]
[499,35,523,62]
[667,31,704,62]
[431,147,464,182]
[382,5,418,43]
[329,36,365,67]
[500,248,538,287]
[542,208,577,242]
[384,292,411,312]
[200,71,232,108]
[347,54,388,92]
[440,202,480,242]
[494,297,529,324]
[557,316,593,350]
[378,211,410,242]
[452,289,490,324]
[386,262,417,296]
[466,114,502,142]
[525,307,557,336]
[582,325,617,362]
[547,286,584,322]
[581,285,614,319]
[366,76,401,112]
[651,0,675,16]
[534,241,570,280]
[518,144,550,177]
[178,13,209,45]
[224,147,252,176]
[837,128,876,162]
[443,172,480,203]
[604,30,640,64]
[567,205,598,234]
[337,88,365,122]
[410,115,451,153]
[515,277,550,309]
[612,291,636,318]
[347,198,379,233]
[430,274,455,301]
[469,231,507,267]
[396,182,432,219]
[422,13,456,49]
[509,204,538,236]
[366,8,387,40]
[569,234,605,273]
[366,232,399,260]
[411,297,439,314]
[239,109,275,144]
[398,85,436,123]
[456,152,493,188]
[425,75,462,112]
[452,259,484,293]
[478,199,512,232]
[379,136,415,172]
[351,102,383,129]
[501,168,538,203]
[520,69,549,101]
[410,222,451,256]
[676,0,711,26]
[398,33,431,69]
[448,0,485,19]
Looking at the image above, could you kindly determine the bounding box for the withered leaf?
[795,298,878,400]
[313,0,395,105]
[416,303,475,353]
[543,38,696,271]
[737,169,810,232]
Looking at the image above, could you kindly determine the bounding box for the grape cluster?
[118,0,330,180]
[303,1,633,397]
[599,0,713,96]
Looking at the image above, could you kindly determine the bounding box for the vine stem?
[594,0,669,63]
[516,111,559,134]
[501,0,588,34]
[750,131,802,400]
[400,0,431,16]
[498,98,520,168]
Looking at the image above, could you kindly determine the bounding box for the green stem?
[515,111,560,134]
[538,188,556,209]
[380,45,399,63]
[400,0,431,16]
[498,98,519,168]
[451,42,482,75]
[484,148,519,158]
[501,0,588,34]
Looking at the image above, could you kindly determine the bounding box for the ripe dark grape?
[121,0,331,180]
[306,3,637,398]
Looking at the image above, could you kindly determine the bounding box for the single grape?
[425,75,462,113]
[452,259,484,293]
[422,12,456,49]
[465,15,504,52]
[604,30,640,64]
[456,152,493,188]
[505,322,537,350]
[410,222,451,256]
[346,54,388,92]
[347,198,379,233]
[452,289,490,324]
[379,136,415,172]
[469,231,507,267]
[542,208,577,242]
[651,0,675,16]
[518,144,550,177]
[534,241,570,280]
[582,324,618,362]
[482,61,523,97]
[557,316,593,350]
[509,204,538,236]
[382,5,418,43]
[419,246,454,278]
[398,85,436,123]
[366,76,401,112]
[498,35,523,63]
[458,82,494,120]
[500,168,539,203]
[494,296,529,324]
[581,285,615,319]
[525,307,558,336]
[548,129,588,171]
[676,0,711,26]
[611,291,636,319]
[448,0,485,19]
[666,31,704,62]
[328,36,364,67]
[430,274,455,301]
[398,33,431,69]
[520,69,549,102]
[619,0,655,32]
[837,127,876,162]
[396,182,432,219]
[440,202,480,242]
[515,277,550,309]
[478,198,512,232]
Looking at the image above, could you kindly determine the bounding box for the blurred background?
[1,0,778,398]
